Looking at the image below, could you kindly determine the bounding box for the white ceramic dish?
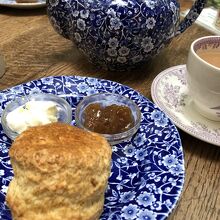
[0,0,45,9]
[151,64,220,146]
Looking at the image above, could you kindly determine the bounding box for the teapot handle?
[175,0,207,36]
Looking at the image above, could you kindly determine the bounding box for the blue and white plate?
[0,0,45,9]
[0,76,185,220]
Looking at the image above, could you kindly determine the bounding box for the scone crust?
[9,122,111,172]
[7,123,112,220]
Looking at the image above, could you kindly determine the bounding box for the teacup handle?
[175,0,207,36]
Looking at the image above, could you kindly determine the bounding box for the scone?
[6,122,112,220]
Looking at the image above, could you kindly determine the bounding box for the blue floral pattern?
[0,76,185,219]
[47,0,206,71]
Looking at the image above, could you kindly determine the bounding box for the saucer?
[0,0,45,8]
[151,65,220,146]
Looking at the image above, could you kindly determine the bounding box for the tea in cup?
[186,36,220,121]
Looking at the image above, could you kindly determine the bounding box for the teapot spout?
[47,0,71,40]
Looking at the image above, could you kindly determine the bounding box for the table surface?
[0,2,220,220]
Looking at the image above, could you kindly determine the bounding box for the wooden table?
[0,3,219,220]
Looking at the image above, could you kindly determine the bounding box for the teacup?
[0,52,5,77]
[186,36,220,121]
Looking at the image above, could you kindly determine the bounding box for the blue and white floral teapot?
[47,0,206,71]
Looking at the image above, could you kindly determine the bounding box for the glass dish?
[1,93,72,140]
[75,93,141,145]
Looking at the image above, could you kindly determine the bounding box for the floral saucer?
[151,65,220,146]
[0,0,45,9]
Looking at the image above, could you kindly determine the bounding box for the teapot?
[47,0,206,71]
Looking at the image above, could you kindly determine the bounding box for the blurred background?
[180,0,220,34]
